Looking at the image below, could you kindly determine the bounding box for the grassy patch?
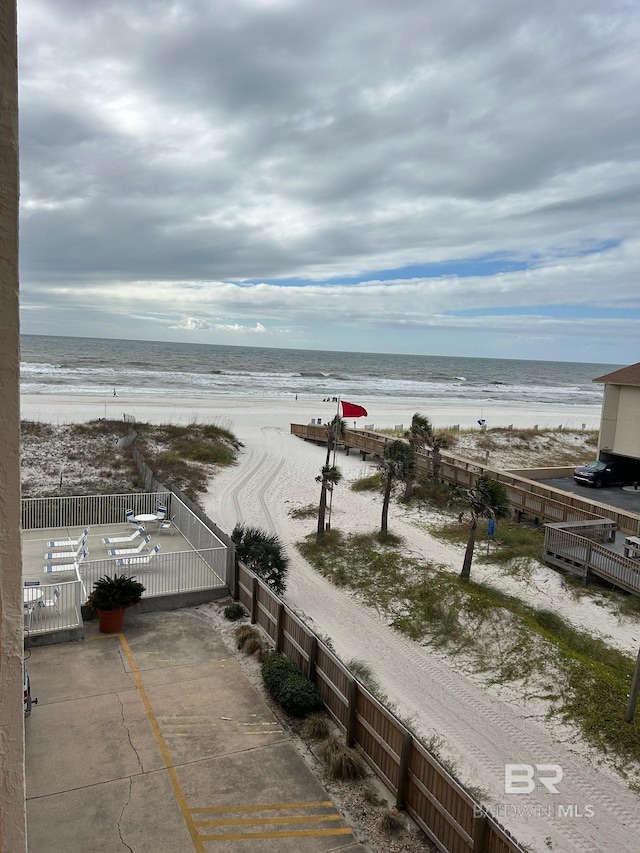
[289,503,318,520]
[351,473,382,492]
[298,531,640,767]
[430,518,545,566]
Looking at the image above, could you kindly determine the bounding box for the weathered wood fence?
[237,563,527,853]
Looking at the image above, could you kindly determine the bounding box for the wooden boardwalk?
[291,423,640,596]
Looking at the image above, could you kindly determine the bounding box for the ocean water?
[20,335,618,410]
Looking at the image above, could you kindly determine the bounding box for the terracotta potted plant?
[87,574,146,633]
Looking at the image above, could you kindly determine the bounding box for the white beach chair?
[44,537,87,562]
[37,587,61,616]
[103,526,145,545]
[44,548,89,574]
[47,527,90,548]
[116,544,160,568]
[108,535,151,557]
[125,509,137,526]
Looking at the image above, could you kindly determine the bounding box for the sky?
[17,0,640,363]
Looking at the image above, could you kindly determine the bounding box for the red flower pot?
[97,607,126,633]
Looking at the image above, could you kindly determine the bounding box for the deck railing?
[78,548,227,599]
[24,579,84,637]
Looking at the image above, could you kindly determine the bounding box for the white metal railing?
[24,580,83,637]
[21,492,173,531]
[79,548,227,600]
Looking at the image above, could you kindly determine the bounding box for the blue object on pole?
[487,518,495,537]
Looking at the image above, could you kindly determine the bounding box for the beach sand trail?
[204,417,640,853]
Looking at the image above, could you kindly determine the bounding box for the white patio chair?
[24,602,36,630]
[103,526,145,545]
[47,527,90,548]
[154,505,167,524]
[158,515,176,535]
[125,509,137,526]
[116,544,160,567]
[37,587,61,615]
[108,535,151,557]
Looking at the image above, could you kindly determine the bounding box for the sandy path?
[204,419,640,853]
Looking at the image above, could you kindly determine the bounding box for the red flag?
[341,400,368,418]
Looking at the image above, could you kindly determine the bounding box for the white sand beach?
[21,392,640,853]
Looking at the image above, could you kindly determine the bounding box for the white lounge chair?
[116,544,160,567]
[108,535,151,557]
[44,537,87,562]
[47,527,90,548]
[103,526,145,545]
[44,548,89,574]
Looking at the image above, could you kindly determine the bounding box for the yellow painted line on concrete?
[194,814,343,827]
[92,633,206,853]
[190,801,334,814]
[199,828,354,841]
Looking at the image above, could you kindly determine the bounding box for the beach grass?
[298,530,640,767]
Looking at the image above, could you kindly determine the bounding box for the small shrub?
[302,713,330,740]
[378,808,406,834]
[319,736,366,780]
[235,624,260,649]
[242,636,263,656]
[224,602,247,621]
[261,652,323,717]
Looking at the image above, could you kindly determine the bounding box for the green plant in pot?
[87,574,146,633]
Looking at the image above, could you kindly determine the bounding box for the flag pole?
[326,397,341,530]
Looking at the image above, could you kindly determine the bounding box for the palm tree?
[316,415,345,539]
[430,434,451,483]
[232,524,290,594]
[403,413,434,499]
[460,475,510,580]
[316,464,343,538]
[377,440,416,533]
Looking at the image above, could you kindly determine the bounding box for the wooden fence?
[237,564,527,853]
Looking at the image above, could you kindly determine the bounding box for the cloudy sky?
[18,0,640,363]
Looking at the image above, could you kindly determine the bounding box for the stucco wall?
[609,386,640,458]
[0,1,27,849]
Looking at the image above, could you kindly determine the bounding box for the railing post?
[396,730,413,810]
[306,635,318,683]
[251,576,258,624]
[346,677,358,748]
[275,601,285,652]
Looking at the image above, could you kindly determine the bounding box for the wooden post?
[275,601,285,653]
[346,677,358,747]
[396,731,413,810]
[306,635,318,683]
[472,807,488,853]
[251,576,258,624]
[625,646,640,723]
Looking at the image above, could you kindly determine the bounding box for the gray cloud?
[17,0,640,361]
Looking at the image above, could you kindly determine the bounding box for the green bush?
[224,602,247,621]
[261,653,323,717]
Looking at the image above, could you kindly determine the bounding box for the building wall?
[598,384,640,459]
[0,1,27,849]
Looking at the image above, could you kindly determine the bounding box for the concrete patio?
[24,609,361,853]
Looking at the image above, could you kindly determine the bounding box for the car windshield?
[584,461,607,472]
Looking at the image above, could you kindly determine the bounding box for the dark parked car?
[573,459,623,488]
